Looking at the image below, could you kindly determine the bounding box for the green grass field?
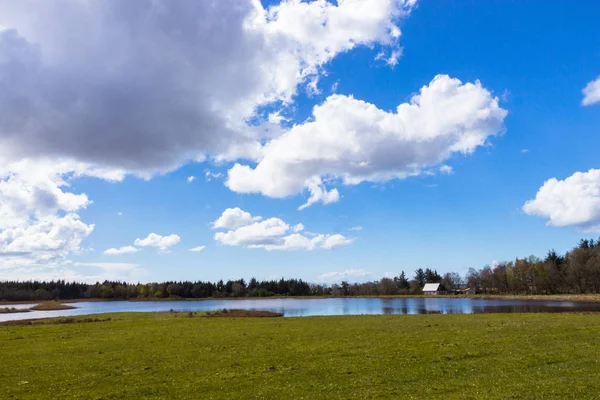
[1,312,600,399]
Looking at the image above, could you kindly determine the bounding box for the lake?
[2,297,600,322]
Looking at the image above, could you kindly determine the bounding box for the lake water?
[2,297,600,322]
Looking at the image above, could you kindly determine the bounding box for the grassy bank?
[0,302,74,313]
[0,307,28,314]
[2,313,600,399]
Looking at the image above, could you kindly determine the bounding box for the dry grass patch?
[29,302,76,311]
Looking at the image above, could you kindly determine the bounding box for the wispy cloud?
[582,75,600,106]
[318,269,372,283]
[104,246,138,255]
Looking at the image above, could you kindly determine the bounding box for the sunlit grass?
[1,312,600,399]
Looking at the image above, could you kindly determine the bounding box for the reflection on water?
[2,297,600,322]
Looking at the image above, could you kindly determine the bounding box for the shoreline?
[2,293,600,305]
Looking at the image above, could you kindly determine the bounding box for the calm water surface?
[2,297,600,322]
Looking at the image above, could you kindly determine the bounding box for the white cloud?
[213,208,353,251]
[212,207,262,229]
[0,160,91,230]
[0,213,94,267]
[439,165,453,174]
[104,246,138,255]
[134,233,181,252]
[0,0,418,275]
[0,262,144,284]
[215,218,290,247]
[0,0,416,175]
[306,76,321,96]
[204,170,224,182]
[72,262,140,273]
[320,234,354,250]
[521,149,530,154]
[349,226,363,231]
[72,262,144,282]
[331,81,340,93]
[293,223,305,233]
[582,75,600,106]
[0,158,101,269]
[189,246,206,252]
[226,75,507,208]
[268,111,287,125]
[117,212,123,216]
[187,176,196,183]
[318,268,372,283]
[523,169,600,232]
[298,178,341,210]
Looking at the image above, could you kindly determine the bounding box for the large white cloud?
[0,0,416,174]
[134,233,181,252]
[0,159,98,269]
[0,214,94,267]
[212,208,353,251]
[0,166,89,230]
[523,169,600,232]
[0,0,419,278]
[216,218,291,247]
[582,75,600,106]
[226,75,507,208]
[212,207,262,230]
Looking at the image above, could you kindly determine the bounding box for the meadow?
[1,312,600,399]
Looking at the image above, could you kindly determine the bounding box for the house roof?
[423,283,441,291]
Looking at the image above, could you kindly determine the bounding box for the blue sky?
[0,0,599,283]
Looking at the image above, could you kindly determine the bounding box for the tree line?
[0,278,312,302]
[2,238,600,301]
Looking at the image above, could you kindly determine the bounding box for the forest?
[2,238,600,301]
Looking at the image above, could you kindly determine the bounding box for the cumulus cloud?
[212,208,353,251]
[187,176,196,183]
[0,0,419,277]
[216,218,290,247]
[0,213,94,267]
[212,207,262,229]
[227,75,507,208]
[0,159,98,269]
[189,246,206,252]
[293,223,305,232]
[582,75,600,106]
[320,234,354,250]
[439,165,453,174]
[523,169,600,232]
[134,233,181,252]
[0,160,93,230]
[104,246,138,255]
[0,0,416,175]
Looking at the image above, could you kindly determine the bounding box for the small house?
[423,283,441,295]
